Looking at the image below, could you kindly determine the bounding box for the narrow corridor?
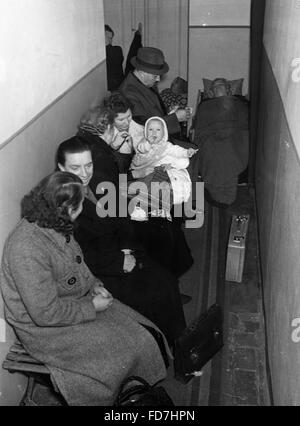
[164,185,271,406]
[208,186,271,406]
[25,186,272,406]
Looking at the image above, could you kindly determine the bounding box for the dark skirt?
[100,255,186,345]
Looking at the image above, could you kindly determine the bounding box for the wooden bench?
[2,340,66,406]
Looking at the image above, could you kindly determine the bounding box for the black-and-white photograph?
[0,0,297,408]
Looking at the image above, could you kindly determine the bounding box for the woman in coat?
[56,134,187,345]
[0,172,169,405]
[78,104,193,278]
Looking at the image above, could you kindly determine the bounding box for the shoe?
[180,293,192,305]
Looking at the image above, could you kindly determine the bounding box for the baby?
[130,116,197,205]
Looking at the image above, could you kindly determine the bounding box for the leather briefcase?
[174,304,223,383]
[114,376,174,406]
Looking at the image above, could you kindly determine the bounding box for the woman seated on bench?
[0,172,169,406]
[56,137,186,345]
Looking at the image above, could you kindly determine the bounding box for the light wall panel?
[256,1,300,404]
[188,27,250,111]
[263,0,300,158]
[189,0,251,26]
[0,0,105,146]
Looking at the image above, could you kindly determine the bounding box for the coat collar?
[27,220,73,250]
[129,71,148,89]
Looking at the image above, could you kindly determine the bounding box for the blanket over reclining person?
[193,96,249,205]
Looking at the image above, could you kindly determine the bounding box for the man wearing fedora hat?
[119,47,197,305]
[119,46,192,138]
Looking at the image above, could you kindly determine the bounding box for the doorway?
[103,0,189,90]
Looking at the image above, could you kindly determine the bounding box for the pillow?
[202,78,244,99]
[229,79,244,95]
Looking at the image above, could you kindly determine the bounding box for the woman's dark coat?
[77,130,193,277]
[75,131,187,343]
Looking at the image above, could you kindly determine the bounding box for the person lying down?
[129,117,197,219]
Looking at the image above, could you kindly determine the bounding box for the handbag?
[174,303,224,383]
[114,376,174,406]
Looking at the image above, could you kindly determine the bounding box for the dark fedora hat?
[131,47,169,75]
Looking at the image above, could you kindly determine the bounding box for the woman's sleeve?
[163,113,182,135]
[117,218,142,251]
[74,215,132,277]
[5,239,96,327]
[75,215,141,274]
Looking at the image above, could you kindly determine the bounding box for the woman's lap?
[101,257,186,344]
[17,299,167,405]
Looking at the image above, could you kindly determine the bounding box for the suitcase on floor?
[225,214,250,283]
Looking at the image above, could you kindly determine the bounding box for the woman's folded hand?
[123,253,136,273]
[112,132,132,151]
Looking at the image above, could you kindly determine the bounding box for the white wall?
[263,0,300,158]
[0,0,107,405]
[255,0,300,405]
[188,0,251,112]
[189,0,251,26]
[143,0,188,89]
[103,0,134,60]
[0,0,105,146]
[103,0,188,89]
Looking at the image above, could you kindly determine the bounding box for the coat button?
[67,277,76,286]
[65,235,71,243]
[75,255,82,264]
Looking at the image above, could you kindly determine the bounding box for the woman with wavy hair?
[0,172,169,406]
[103,91,144,153]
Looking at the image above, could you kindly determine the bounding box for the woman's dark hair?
[56,136,91,167]
[103,91,133,115]
[21,172,83,234]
